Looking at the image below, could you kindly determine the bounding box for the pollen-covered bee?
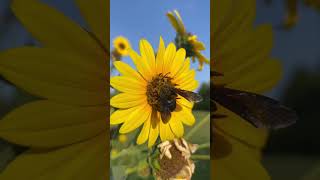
[212,71,297,129]
[147,73,203,123]
[158,87,203,123]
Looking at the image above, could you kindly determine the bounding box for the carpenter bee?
[212,71,297,129]
[158,87,203,123]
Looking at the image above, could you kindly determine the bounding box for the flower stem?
[125,161,149,175]
[197,142,210,150]
[125,167,139,175]
[191,154,210,161]
[111,147,142,160]
[185,113,210,140]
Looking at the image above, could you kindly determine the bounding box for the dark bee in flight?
[158,87,203,123]
[212,71,297,129]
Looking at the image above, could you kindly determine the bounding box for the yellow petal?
[214,104,268,149]
[173,58,191,79]
[159,118,175,141]
[170,48,186,77]
[113,61,145,82]
[137,118,151,145]
[179,80,199,91]
[212,128,270,180]
[166,12,181,33]
[128,48,141,66]
[169,118,184,138]
[0,48,107,106]
[214,25,273,86]
[174,69,196,87]
[156,36,166,74]
[195,52,209,71]
[176,95,194,109]
[0,132,108,180]
[140,39,156,72]
[110,93,146,109]
[128,49,153,80]
[11,0,105,60]
[213,0,255,47]
[174,106,195,126]
[119,104,151,133]
[228,59,282,93]
[212,0,231,36]
[110,107,141,125]
[75,0,108,49]
[173,10,186,34]
[0,101,106,148]
[162,43,176,74]
[193,41,206,51]
[148,111,160,147]
[110,76,146,94]
[166,11,186,34]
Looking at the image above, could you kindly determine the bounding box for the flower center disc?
[157,143,188,179]
[146,74,177,113]
[118,43,126,50]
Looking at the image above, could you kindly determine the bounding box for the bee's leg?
[163,72,171,77]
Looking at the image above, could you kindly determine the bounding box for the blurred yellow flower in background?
[211,0,282,179]
[118,134,128,144]
[113,36,131,56]
[167,10,209,71]
[111,36,131,62]
[0,0,108,179]
[110,37,198,147]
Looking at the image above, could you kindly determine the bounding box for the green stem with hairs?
[197,142,210,150]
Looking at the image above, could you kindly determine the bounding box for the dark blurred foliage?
[193,82,210,111]
[265,67,320,154]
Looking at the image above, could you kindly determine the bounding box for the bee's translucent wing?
[176,89,203,103]
[213,87,297,129]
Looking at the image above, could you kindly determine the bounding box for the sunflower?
[211,0,281,179]
[110,37,198,148]
[166,10,209,71]
[113,36,131,57]
[0,0,108,179]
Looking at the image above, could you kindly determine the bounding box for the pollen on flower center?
[146,73,177,113]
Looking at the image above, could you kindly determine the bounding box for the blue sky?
[110,0,210,85]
